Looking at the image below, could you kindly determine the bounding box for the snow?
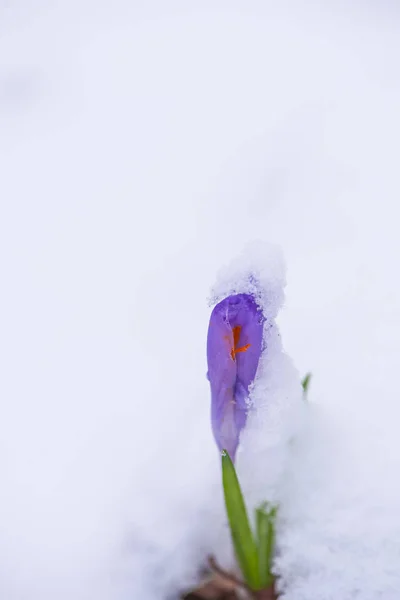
[277,408,400,600]
[1,1,400,599]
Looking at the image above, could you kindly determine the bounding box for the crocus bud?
[207,293,264,460]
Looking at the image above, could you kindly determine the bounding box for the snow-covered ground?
[1,2,400,599]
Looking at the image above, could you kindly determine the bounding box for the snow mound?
[277,407,400,600]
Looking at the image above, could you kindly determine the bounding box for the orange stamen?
[230,325,251,360]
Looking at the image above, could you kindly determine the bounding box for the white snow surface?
[1,2,400,599]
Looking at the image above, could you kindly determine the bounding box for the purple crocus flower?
[207,293,264,460]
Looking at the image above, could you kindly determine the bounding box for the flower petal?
[207,293,264,458]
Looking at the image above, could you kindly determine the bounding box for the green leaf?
[301,372,312,398]
[256,503,277,588]
[221,450,260,590]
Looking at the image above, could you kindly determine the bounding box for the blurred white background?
[1,2,400,599]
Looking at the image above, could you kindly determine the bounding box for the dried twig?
[182,555,277,600]
[207,555,252,595]
[207,555,278,600]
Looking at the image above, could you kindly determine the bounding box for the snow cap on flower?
[207,294,264,459]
